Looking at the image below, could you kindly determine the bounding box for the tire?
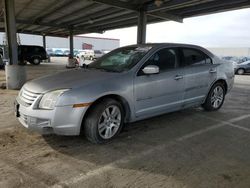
[237,68,245,75]
[31,57,41,65]
[84,98,124,144]
[202,82,226,111]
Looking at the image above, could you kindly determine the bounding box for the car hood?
[24,68,119,93]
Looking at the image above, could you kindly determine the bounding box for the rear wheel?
[31,57,41,65]
[84,98,124,144]
[237,68,245,75]
[202,82,225,111]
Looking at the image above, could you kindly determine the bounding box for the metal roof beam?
[93,0,183,23]
[77,12,137,28]
[147,12,183,23]
[60,8,121,26]
[146,0,208,12]
[92,0,138,11]
[174,0,250,15]
[0,18,94,35]
[0,18,69,30]
[90,17,160,33]
[49,3,99,24]
[33,0,82,22]
[15,0,35,17]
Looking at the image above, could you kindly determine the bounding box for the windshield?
[88,46,152,72]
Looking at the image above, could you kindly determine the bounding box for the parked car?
[63,50,70,56]
[0,45,48,67]
[78,49,95,60]
[238,56,250,64]
[54,49,64,56]
[222,56,239,63]
[18,45,48,65]
[94,50,104,59]
[46,49,54,56]
[235,60,250,75]
[73,50,79,57]
[15,43,234,143]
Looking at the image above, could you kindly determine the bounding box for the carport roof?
[0,0,250,37]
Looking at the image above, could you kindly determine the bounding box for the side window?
[181,48,212,66]
[205,56,212,64]
[141,48,177,74]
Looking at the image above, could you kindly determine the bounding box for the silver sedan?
[15,43,234,143]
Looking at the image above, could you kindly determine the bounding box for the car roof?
[124,43,215,58]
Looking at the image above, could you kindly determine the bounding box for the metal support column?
[42,35,46,49]
[3,0,26,89]
[69,30,74,57]
[137,9,147,44]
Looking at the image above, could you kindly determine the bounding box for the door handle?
[209,68,217,73]
[174,75,183,80]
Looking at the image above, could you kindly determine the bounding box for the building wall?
[0,33,120,51]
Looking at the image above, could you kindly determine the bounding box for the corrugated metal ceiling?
[0,0,249,37]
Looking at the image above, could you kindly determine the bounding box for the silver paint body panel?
[15,43,234,135]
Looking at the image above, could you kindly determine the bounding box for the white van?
[78,50,95,60]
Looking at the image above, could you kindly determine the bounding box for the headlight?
[39,89,69,110]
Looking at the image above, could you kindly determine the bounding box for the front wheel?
[83,98,124,144]
[202,82,225,111]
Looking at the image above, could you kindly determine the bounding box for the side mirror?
[142,65,159,75]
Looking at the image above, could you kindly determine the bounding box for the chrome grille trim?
[20,88,41,106]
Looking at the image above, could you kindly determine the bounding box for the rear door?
[180,48,217,107]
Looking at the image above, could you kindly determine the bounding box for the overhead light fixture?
[155,0,163,7]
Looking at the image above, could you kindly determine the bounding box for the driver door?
[134,48,185,118]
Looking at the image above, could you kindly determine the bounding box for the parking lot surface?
[0,60,250,188]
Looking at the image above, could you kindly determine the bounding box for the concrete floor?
[0,60,250,188]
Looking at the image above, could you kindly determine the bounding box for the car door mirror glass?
[142,65,159,74]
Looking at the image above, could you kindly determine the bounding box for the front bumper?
[15,97,88,135]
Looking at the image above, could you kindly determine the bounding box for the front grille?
[19,88,40,106]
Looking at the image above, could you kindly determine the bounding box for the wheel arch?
[214,79,228,94]
[203,78,228,104]
[80,94,131,134]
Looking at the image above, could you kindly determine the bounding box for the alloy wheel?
[98,105,121,139]
[211,86,224,108]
